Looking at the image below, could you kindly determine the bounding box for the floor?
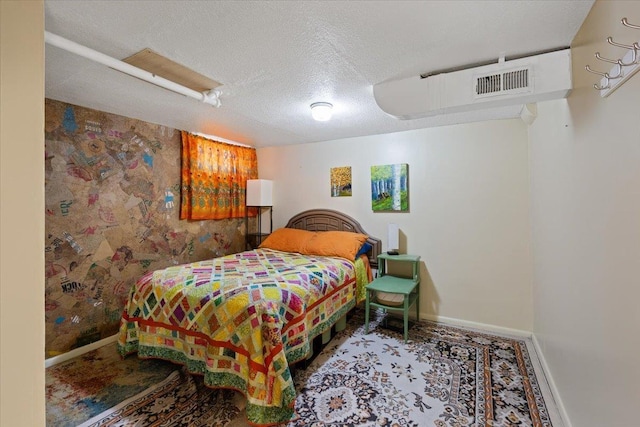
[45,311,566,427]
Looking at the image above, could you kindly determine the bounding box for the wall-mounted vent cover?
[373,49,571,120]
[475,67,532,98]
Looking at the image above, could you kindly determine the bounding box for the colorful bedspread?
[117,248,366,425]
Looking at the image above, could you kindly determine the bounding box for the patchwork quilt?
[117,248,365,425]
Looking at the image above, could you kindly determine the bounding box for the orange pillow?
[258,228,316,253]
[302,231,368,260]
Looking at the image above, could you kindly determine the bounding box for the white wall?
[529,1,640,426]
[0,1,46,426]
[259,119,534,331]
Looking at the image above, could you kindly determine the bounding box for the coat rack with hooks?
[585,17,640,97]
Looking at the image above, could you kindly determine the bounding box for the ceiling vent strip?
[475,67,532,98]
[372,49,571,120]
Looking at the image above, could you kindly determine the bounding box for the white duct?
[373,49,571,120]
[44,31,221,107]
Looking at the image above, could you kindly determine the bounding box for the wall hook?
[594,52,624,78]
[621,17,640,30]
[594,81,610,90]
[606,37,639,65]
[586,65,610,90]
[585,65,610,78]
[606,36,640,51]
[587,16,640,97]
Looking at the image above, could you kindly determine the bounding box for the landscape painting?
[330,166,352,197]
[370,163,408,212]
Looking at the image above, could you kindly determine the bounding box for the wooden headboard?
[285,209,381,269]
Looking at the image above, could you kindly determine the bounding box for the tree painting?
[370,163,408,212]
[330,166,352,197]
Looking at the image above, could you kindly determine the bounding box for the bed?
[117,209,381,426]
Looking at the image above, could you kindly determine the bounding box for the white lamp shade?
[387,223,399,251]
[246,179,273,206]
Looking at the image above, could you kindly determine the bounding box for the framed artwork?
[370,163,408,212]
[330,166,352,197]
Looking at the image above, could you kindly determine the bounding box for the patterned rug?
[46,309,557,427]
[290,310,555,426]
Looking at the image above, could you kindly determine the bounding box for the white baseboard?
[45,334,118,368]
[531,334,573,427]
[419,312,532,338]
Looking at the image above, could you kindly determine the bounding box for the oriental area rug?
[46,309,558,427]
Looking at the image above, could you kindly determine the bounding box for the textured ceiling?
[44,0,595,148]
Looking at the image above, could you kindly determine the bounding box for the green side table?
[364,253,420,343]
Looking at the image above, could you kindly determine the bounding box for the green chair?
[364,253,420,343]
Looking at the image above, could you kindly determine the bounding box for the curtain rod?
[191,132,253,148]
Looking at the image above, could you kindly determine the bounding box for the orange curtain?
[180,132,258,220]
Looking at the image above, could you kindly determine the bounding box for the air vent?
[504,69,529,90]
[475,67,532,98]
[373,49,571,120]
[476,73,502,95]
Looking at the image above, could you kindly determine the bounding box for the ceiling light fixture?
[310,102,333,121]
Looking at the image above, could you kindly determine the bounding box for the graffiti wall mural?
[44,99,246,356]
